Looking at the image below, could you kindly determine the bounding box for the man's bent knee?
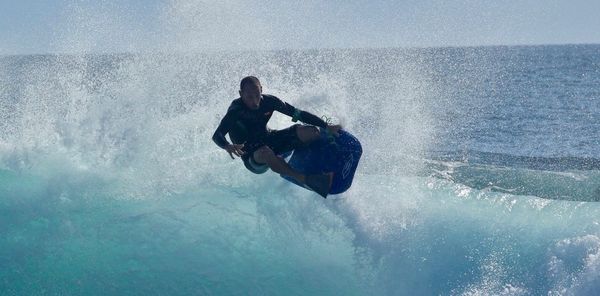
[297,126,320,143]
[253,146,275,164]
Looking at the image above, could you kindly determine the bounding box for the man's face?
[239,83,262,110]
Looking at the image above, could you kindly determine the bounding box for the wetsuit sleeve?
[296,110,328,128]
[212,107,239,149]
[269,95,328,128]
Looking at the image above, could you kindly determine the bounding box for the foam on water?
[4,164,600,295]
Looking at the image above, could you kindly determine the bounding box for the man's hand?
[326,125,342,137]
[224,144,245,159]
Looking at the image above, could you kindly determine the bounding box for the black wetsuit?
[212,94,327,172]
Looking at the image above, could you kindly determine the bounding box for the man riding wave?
[212,76,341,197]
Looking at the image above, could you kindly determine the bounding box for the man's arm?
[270,95,328,128]
[212,108,246,159]
[212,108,237,149]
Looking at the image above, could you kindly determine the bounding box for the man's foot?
[305,173,334,198]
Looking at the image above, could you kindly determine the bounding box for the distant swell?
[429,150,600,171]
[425,151,600,201]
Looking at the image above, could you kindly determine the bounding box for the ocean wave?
[429,150,600,171]
[425,151,600,201]
[2,47,600,294]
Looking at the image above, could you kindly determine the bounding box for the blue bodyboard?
[281,128,362,194]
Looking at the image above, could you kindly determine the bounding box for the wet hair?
[240,76,261,90]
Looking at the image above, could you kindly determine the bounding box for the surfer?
[212,76,342,197]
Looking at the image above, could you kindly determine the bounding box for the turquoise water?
[2,46,600,295]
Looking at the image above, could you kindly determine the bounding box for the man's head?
[239,76,262,110]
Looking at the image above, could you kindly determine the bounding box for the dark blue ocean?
[1,45,600,295]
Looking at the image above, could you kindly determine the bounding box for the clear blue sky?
[1,0,600,54]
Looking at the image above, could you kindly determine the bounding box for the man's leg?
[253,146,306,184]
[260,126,333,198]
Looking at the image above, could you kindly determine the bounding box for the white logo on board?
[342,154,354,179]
